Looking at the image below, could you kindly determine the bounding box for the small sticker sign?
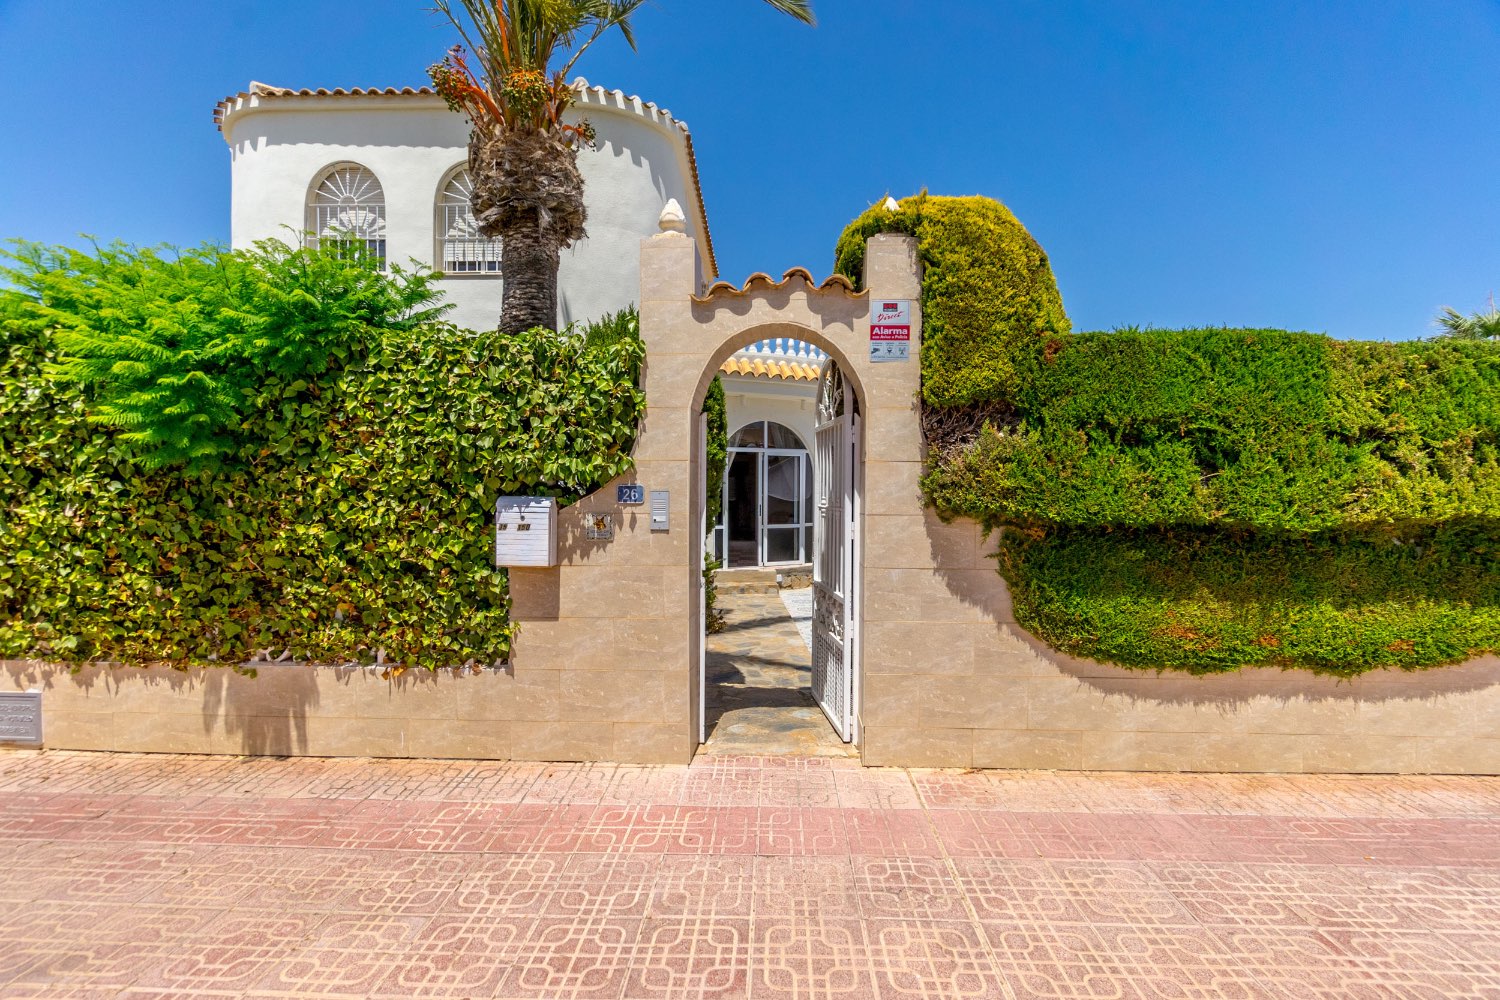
[585,513,614,541]
[617,484,645,505]
[870,299,911,362]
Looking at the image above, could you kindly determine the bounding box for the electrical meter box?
[494,496,558,567]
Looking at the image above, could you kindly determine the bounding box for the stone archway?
[506,227,924,765]
[689,325,867,754]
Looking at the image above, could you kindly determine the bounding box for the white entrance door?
[761,449,810,566]
[811,361,857,743]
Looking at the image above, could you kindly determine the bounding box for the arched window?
[437,168,502,274]
[307,164,386,267]
[719,420,814,567]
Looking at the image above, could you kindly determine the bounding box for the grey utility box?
[494,496,558,568]
[0,690,43,747]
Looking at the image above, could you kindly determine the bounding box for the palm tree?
[1435,296,1500,341]
[430,0,815,334]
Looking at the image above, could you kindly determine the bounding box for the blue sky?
[0,0,1495,340]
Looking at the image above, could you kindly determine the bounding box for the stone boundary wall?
[1,660,524,759]
[861,517,1500,774]
[7,226,1499,773]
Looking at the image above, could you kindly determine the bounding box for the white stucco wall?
[220,84,709,331]
[722,374,817,454]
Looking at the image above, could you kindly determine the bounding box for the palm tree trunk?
[500,209,560,334]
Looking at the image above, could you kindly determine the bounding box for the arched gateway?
[507,216,926,764]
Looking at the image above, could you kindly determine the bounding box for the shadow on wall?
[926,517,1500,710]
[200,666,324,756]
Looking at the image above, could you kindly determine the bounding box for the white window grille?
[308,164,386,267]
[438,169,502,274]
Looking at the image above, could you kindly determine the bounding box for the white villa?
[215,79,820,571]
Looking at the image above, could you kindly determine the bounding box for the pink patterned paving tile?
[1206,925,1392,1000]
[832,767,922,811]
[523,762,622,805]
[253,911,431,996]
[658,805,759,855]
[1090,923,1267,1000]
[649,855,755,918]
[850,857,969,922]
[951,859,1091,925]
[981,920,1142,1000]
[332,852,470,914]
[1153,862,1384,929]
[1315,928,1500,994]
[130,910,327,991]
[864,919,1007,1000]
[756,807,849,856]
[549,854,659,918]
[927,809,1032,859]
[604,766,687,806]
[390,800,516,852]
[7,987,147,1000]
[750,916,878,1000]
[752,856,860,919]
[446,854,569,916]
[498,915,642,1000]
[623,917,751,999]
[483,802,593,853]
[842,807,940,858]
[369,912,530,998]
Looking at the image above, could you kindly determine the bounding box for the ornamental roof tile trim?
[694,268,863,303]
[719,337,826,382]
[212,77,718,278]
[718,356,822,382]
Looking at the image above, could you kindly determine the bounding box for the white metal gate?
[812,361,857,743]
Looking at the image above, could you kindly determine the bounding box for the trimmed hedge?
[923,329,1500,532]
[833,193,1070,407]
[999,522,1500,676]
[835,194,1500,674]
[1,243,644,670]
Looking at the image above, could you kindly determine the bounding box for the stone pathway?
[779,587,813,650]
[703,590,853,758]
[1,750,1498,998]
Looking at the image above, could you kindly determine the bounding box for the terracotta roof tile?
[695,267,860,303]
[718,356,821,382]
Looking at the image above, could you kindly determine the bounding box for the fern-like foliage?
[1,237,449,470]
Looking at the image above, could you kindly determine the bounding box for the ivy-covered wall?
[836,195,1500,675]
[1,242,644,670]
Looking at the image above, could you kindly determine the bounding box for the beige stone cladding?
[1,660,515,759]
[858,518,1500,774]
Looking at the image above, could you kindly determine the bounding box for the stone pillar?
[501,225,703,765]
[859,235,990,767]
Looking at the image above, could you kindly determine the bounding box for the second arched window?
[438,168,503,274]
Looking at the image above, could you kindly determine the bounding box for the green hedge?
[924,328,1500,532]
[1,242,644,670]
[834,193,1070,408]
[999,522,1500,676]
[835,194,1500,674]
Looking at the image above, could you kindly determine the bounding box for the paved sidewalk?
[2,751,1499,998]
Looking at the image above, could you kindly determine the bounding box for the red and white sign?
[870,299,911,362]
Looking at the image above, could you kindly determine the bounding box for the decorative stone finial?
[882,196,900,212]
[658,198,687,234]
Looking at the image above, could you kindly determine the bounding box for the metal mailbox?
[494,496,558,568]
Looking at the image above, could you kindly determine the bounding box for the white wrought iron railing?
[439,204,502,274]
[733,338,827,362]
[311,204,387,268]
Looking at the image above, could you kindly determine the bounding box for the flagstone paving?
[703,589,853,758]
[1,750,1498,998]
